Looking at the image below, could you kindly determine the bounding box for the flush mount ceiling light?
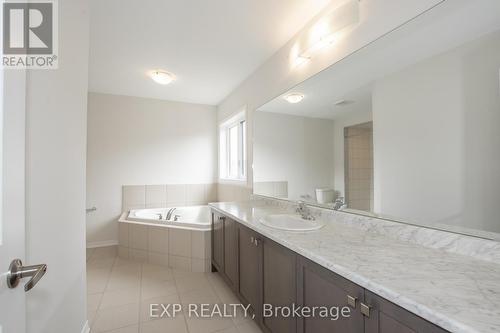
[284,93,305,104]
[150,70,175,85]
[294,0,359,67]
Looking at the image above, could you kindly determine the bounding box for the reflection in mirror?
[254,28,500,239]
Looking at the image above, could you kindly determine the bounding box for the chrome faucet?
[333,197,346,211]
[166,208,176,220]
[296,201,315,221]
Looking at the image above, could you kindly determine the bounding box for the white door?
[0,67,28,332]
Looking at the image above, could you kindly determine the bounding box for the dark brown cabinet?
[262,238,297,333]
[238,225,262,319]
[223,217,238,290]
[211,212,239,291]
[211,210,449,333]
[211,212,224,272]
[297,256,365,333]
[364,290,448,333]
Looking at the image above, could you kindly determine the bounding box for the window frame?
[219,110,247,182]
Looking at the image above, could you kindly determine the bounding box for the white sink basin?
[259,214,325,231]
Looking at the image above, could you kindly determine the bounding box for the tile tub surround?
[122,183,218,211]
[210,200,500,333]
[217,183,252,202]
[117,222,211,272]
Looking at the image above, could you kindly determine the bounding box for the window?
[219,111,246,181]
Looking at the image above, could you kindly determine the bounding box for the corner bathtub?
[118,205,212,272]
[119,205,211,231]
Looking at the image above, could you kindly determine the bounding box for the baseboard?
[86,240,119,248]
[81,320,90,333]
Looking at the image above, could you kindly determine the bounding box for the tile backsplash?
[253,181,288,198]
[217,183,252,202]
[122,183,218,211]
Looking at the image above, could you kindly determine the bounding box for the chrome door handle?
[7,259,47,292]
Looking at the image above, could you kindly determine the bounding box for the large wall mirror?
[253,4,500,240]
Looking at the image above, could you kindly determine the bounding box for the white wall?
[86,93,217,246]
[372,30,500,233]
[25,0,89,332]
[253,112,334,200]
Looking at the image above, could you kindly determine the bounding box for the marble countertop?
[209,201,500,333]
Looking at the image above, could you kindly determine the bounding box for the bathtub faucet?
[166,208,176,220]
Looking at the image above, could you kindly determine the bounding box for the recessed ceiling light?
[150,70,175,85]
[284,93,304,104]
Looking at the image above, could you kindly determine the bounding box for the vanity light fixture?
[150,70,175,85]
[284,93,305,104]
[334,99,354,106]
[294,0,359,67]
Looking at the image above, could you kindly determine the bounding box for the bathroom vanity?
[210,201,500,333]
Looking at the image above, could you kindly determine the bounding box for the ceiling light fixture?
[334,99,355,106]
[150,70,175,85]
[284,93,304,104]
[294,0,359,67]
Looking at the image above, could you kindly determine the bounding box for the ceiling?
[258,0,500,120]
[88,0,334,105]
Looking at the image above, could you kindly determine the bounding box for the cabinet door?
[363,290,449,333]
[211,212,224,272]
[223,217,238,290]
[297,256,364,333]
[262,238,297,333]
[238,225,262,319]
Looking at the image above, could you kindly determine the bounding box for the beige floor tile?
[103,324,139,333]
[106,272,141,292]
[230,304,253,326]
[141,263,174,281]
[139,316,188,333]
[236,320,263,333]
[87,248,96,261]
[185,314,235,333]
[114,257,142,268]
[88,310,98,328]
[87,292,103,313]
[100,288,141,309]
[140,294,181,322]
[174,272,212,293]
[140,278,177,300]
[92,303,140,333]
[218,327,240,333]
[86,255,257,333]
[87,257,117,270]
[179,287,220,306]
[216,286,241,305]
[111,262,143,276]
[87,268,111,294]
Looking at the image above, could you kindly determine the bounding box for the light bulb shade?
[294,0,359,67]
[150,70,175,85]
[284,93,304,104]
